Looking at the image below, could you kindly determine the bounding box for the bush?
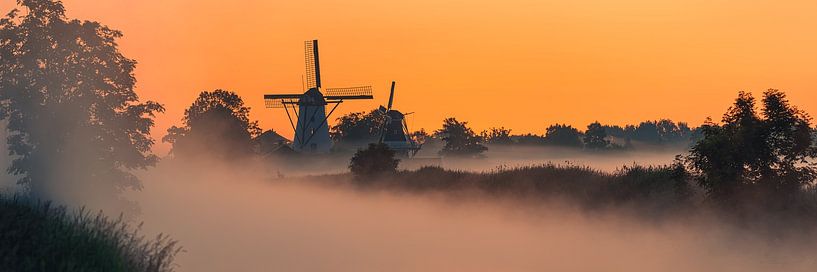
[349,143,400,180]
[0,194,180,272]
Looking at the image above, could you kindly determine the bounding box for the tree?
[330,109,385,144]
[349,143,400,180]
[163,90,260,160]
[0,0,164,199]
[583,122,610,150]
[409,129,431,146]
[684,90,817,201]
[436,118,487,157]
[544,124,583,148]
[481,127,512,145]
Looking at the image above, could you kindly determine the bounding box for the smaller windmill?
[378,81,421,157]
[264,40,373,153]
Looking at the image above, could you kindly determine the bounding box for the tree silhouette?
[481,127,513,145]
[436,118,487,157]
[583,122,610,150]
[544,124,583,148]
[684,90,817,201]
[163,90,260,160]
[349,143,400,180]
[0,0,164,198]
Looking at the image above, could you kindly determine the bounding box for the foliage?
[511,133,548,145]
[0,194,180,271]
[329,109,385,144]
[583,122,611,150]
[481,127,513,145]
[625,119,693,145]
[163,89,260,160]
[349,143,400,180]
[436,118,487,157]
[351,163,693,216]
[408,129,431,146]
[544,124,583,148]
[684,90,817,201]
[0,0,164,198]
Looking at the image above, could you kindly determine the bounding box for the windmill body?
[265,40,373,154]
[292,88,331,152]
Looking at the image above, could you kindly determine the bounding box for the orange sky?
[3,0,817,153]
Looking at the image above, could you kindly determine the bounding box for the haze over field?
[126,160,816,272]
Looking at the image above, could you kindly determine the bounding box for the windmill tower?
[265,40,374,153]
[378,81,421,157]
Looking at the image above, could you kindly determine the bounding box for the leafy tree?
[544,124,583,148]
[0,0,164,199]
[684,90,817,200]
[583,122,610,150]
[481,127,513,145]
[330,109,385,144]
[349,143,400,180]
[436,118,487,157]
[163,89,260,160]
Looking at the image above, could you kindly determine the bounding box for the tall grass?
[0,194,180,272]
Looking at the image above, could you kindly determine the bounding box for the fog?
[122,159,817,272]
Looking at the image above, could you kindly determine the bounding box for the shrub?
[349,143,400,180]
[0,194,180,271]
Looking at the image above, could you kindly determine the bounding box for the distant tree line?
[480,119,698,150]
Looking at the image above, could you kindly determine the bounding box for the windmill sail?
[304,40,321,89]
[324,86,374,100]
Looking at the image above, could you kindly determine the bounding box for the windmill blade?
[264,93,302,108]
[304,40,321,89]
[387,81,396,111]
[324,86,374,100]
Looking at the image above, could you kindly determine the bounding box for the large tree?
[0,0,164,199]
[436,118,487,157]
[685,90,816,201]
[163,89,261,160]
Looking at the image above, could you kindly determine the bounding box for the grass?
[313,162,817,230]
[0,194,180,272]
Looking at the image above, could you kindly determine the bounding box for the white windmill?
[264,40,374,153]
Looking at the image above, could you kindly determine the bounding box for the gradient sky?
[3,0,817,153]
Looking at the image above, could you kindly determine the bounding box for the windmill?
[264,40,373,153]
[378,81,421,157]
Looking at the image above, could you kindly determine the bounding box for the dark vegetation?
[341,164,693,216]
[163,89,261,160]
[435,118,488,157]
[0,0,180,268]
[682,90,817,207]
[349,143,400,180]
[0,0,163,200]
[0,195,179,271]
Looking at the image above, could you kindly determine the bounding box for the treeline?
[329,107,698,158]
[480,119,697,149]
